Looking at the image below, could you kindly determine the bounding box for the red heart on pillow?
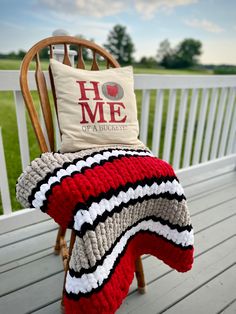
[107,84,119,97]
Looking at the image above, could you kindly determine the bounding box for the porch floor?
[0,167,236,314]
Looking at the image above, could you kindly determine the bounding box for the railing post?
[139,90,150,145]
[14,90,30,170]
[173,89,188,169]
[163,89,177,163]
[183,88,199,168]
[152,89,164,156]
[0,127,12,215]
[226,104,236,155]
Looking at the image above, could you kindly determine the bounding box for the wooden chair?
[19,36,146,307]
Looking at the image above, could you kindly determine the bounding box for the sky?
[0,0,236,65]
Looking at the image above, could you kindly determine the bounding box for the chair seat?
[16,144,194,314]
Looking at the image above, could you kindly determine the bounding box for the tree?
[104,25,135,65]
[157,38,202,69]
[175,39,202,68]
[39,47,49,59]
[157,39,177,68]
[139,56,157,68]
[156,39,172,63]
[18,50,26,59]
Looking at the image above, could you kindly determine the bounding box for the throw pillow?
[50,59,142,153]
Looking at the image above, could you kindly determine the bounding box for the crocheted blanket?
[16,145,194,314]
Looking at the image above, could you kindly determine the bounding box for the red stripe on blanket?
[46,156,176,228]
[63,231,193,314]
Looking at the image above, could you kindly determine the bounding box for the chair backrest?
[20,36,120,153]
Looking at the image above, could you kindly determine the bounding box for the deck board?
[0,168,235,314]
[0,219,56,248]
[183,171,236,200]
[0,273,63,314]
[118,236,236,314]
[33,301,62,314]
[220,299,236,314]
[0,230,71,273]
[0,231,58,266]
[127,216,236,294]
[0,254,62,297]
[165,263,236,314]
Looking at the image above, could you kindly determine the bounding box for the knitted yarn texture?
[16,145,194,314]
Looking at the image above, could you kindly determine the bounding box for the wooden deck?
[0,164,236,314]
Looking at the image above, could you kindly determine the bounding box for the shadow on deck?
[0,164,236,314]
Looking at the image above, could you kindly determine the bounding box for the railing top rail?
[0,71,47,91]
[134,74,236,89]
[1,70,236,91]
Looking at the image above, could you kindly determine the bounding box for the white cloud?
[135,0,198,19]
[24,9,115,42]
[184,18,224,33]
[37,0,198,19]
[38,0,125,18]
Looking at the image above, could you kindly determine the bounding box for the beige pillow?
[50,59,141,153]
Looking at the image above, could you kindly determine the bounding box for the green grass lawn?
[0,59,24,70]
[0,58,212,74]
[0,58,211,214]
[134,67,212,75]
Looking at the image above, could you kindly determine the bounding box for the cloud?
[184,18,224,33]
[135,0,198,19]
[37,0,198,19]
[38,0,125,18]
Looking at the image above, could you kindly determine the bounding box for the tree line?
[105,25,202,69]
[1,24,236,73]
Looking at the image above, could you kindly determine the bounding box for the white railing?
[0,70,236,230]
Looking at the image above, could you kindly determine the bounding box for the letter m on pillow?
[77,81,105,124]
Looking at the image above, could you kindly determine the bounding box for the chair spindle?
[91,51,99,70]
[77,45,85,69]
[63,44,71,66]
[35,52,54,151]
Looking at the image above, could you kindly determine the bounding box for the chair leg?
[54,226,66,255]
[135,256,146,294]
